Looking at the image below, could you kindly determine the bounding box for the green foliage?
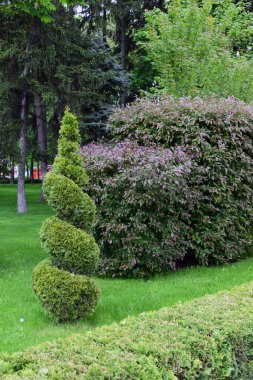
[134,0,253,101]
[43,171,95,231]
[0,0,85,22]
[53,108,89,187]
[33,109,99,323]
[109,97,253,267]
[32,260,100,323]
[1,282,253,378]
[40,217,99,275]
[83,142,194,277]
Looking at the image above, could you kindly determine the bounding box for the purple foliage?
[82,141,197,277]
[107,96,253,268]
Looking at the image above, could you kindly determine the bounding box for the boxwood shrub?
[1,282,253,379]
[83,141,196,277]
[108,97,253,267]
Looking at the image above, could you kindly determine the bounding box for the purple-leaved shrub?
[83,141,198,277]
[107,97,253,269]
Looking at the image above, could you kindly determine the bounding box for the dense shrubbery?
[33,109,100,322]
[1,282,253,379]
[83,141,197,277]
[87,97,253,275]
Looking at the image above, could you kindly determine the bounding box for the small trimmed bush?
[33,108,100,322]
[32,260,100,323]
[108,97,253,266]
[40,217,99,276]
[83,141,196,277]
[1,282,253,379]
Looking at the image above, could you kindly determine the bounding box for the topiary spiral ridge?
[32,108,100,323]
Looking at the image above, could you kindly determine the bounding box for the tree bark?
[118,0,127,106]
[30,156,34,184]
[10,161,14,184]
[103,1,107,42]
[34,92,47,201]
[17,89,27,213]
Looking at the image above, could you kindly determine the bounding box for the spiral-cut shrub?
[33,108,100,323]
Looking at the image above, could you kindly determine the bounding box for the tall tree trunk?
[34,92,47,201]
[103,1,107,42]
[17,89,27,213]
[10,160,14,184]
[37,161,40,180]
[118,0,127,106]
[30,156,34,184]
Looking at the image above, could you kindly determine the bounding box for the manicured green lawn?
[0,184,253,353]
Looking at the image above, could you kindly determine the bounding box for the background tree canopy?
[0,0,253,212]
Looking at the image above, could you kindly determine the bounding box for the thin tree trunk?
[17,89,27,213]
[103,1,107,42]
[30,156,34,184]
[119,1,127,106]
[34,92,47,201]
[26,160,29,178]
[37,161,40,180]
[10,161,14,184]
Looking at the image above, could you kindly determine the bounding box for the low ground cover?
[1,282,253,379]
[0,184,253,353]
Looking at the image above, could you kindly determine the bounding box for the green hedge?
[1,282,253,379]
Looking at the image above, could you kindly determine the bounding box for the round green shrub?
[32,260,100,323]
[43,171,96,231]
[40,217,99,275]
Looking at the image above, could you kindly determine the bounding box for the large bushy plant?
[33,108,100,322]
[107,97,253,270]
[83,141,197,277]
[133,0,253,101]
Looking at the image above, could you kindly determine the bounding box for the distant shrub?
[83,141,197,277]
[2,282,253,379]
[107,97,253,268]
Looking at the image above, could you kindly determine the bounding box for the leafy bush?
[33,108,100,322]
[108,97,253,267]
[40,217,99,276]
[1,282,253,379]
[133,0,253,101]
[32,260,100,323]
[83,141,197,277]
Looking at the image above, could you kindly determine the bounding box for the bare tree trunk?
[17,90,27,213]
[103,1,107,42]
[10,161,14,184]
[34,92,47,201]
[118,0,127,106]
[37,161,40,180]
[30,156,34,184]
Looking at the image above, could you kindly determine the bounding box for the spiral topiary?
[32,108,100,323]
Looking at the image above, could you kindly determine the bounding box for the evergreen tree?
[33,108,100,323]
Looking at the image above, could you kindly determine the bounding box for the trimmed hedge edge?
[1,282,253,379]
